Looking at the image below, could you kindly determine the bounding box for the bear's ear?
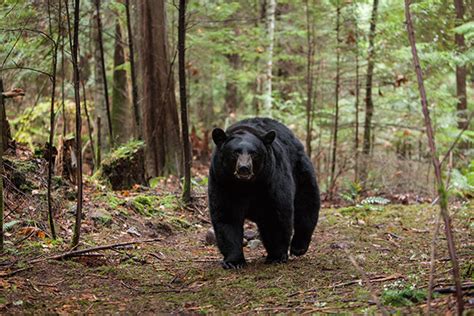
[212,128,228,147]
[262,130,276,145]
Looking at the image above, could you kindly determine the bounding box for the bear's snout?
[234,153,254,180]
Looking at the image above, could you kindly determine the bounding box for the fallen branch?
[29,238,162,263]
[344,249,389,316]
[434,282,474,294]
[333,273,404,288]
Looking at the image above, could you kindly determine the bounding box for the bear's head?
[212,128,276,181]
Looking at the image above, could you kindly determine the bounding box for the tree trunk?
[92,9,108,155]
[263,0,276,112]
[353,9,360,183]
[46,0,60,240]
[125,0,141,138]
[111,20,130,145]
[329,5,341,198]
[94,0,114,147]
[361,0,379,181]
[404,1,464,313]
[67,0,84,248]
[179,0,191,203]
[0,79,5,252]
[454,0,468,132]
[225,53,241,116]
[137,0,182,178]
[304,0,316,157]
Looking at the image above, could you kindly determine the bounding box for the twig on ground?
[28,238,162,263]
[332,273,404,289]
[344,248,389,316]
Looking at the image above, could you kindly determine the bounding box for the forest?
[0,0,472,313]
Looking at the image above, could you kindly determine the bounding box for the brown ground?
[1,184,472,314]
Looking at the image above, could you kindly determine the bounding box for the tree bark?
[225,53,241,116]
[404,1,464,313]
[67,0,83,248]
[329,5,341,198]
[178,0,191,203]
[361,0,379,182]
[353,8,360,183]
[137,0,182,178]
[111,20,130,145]
[454,0,468,132]
[46,0,59,240]
[125,0,141,138]
[263,0,275,112]
[94,0,114,147]
[0,79,5,252]
[304,0,316,157]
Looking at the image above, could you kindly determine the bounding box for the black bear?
[208,117,320,269]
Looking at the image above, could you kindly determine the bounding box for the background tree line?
[0,0,472,195]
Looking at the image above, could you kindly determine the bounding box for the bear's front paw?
[221,260,246,270]
[265,253,288,264]
[290,246,308,257]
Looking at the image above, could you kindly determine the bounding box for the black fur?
[208,117,320,269]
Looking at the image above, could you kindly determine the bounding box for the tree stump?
[100,140,146,190]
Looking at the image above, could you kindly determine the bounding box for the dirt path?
[1,202,473,314]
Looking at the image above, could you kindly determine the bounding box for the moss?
[99,140,146,190]
[102,140,145,165]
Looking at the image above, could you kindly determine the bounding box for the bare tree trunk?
[61,20,67,137]
[96,116,101,166]
[111,19,130,144]
[137,0,182,177]
[361,0,379,182]
[0,79,5,252]
[304,0,316,157]
[263,0,275,112]
[353,10,360,183]
[178,0,191,204]
[454,0,468,132]
[67,0,83,248]
[329,5,341,198]
[125,0,141,138]
[46,0,60,240]
[81,80,96,172]
[225,53,240,116]
[94,0,114,147]
[404,1,464,313]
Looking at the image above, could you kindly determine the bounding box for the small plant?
[382,281,428,307]
[360,196,390,205]
[340,181,363,204]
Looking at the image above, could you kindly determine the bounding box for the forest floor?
[0,152,473,314]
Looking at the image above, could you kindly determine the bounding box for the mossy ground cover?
[1,188,472,313]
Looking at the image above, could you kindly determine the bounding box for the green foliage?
[382,285,428,307]
[340,181,363,204]
[360,196,390,205]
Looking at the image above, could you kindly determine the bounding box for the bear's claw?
[221,260,246,270]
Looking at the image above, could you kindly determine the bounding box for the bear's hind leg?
[291,155,320,256]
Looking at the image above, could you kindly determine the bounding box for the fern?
[360,196,390,205]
